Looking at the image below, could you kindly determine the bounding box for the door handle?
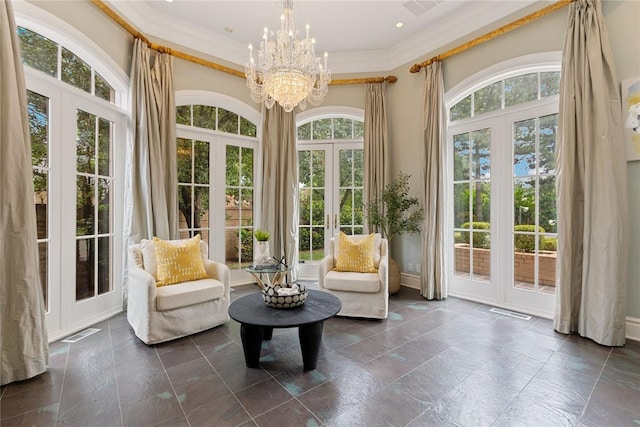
[334,214,338,229]
[326,215,330,230]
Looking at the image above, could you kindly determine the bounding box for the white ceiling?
[105,0,539,74]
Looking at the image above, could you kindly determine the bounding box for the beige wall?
[26,0,640,317]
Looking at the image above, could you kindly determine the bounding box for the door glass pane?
[539,114,558,174]
[472,181,490,223]
[38,242,48,311]
[454,231,470,278]
[472,231,491,282]
[338,148,364,236]
[471,129,490,179]
[453,183,470,228]
[311,151,325,187]
[76,110,113,302]
[453,127,491,282]
[453,132,470,181]
[98,118,111,176]
[28,90,50,310]
[225,146,254,269]
[76,110,95,174]
[298,149,326,262]
[98,178,110,234]
[76,176,95,236]
[514,119,536,177]
[194,186,209,232]
[194,140,209,184]
[97,236,111,295]
[76,238,95,301]
[512,115,557,295]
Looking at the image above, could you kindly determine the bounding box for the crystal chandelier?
[245,0,331,113]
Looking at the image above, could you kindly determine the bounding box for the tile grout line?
[155,342,194,427]
[53,340,71,427]
[190,335,258,426]
[578,346,613,419]
[107,318,126,427]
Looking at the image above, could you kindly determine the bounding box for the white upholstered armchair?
[127,238,230,344]
[318,234,389,319]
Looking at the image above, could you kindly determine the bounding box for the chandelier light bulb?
[244,0,331,112]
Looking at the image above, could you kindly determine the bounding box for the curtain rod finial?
[385,75,398,83]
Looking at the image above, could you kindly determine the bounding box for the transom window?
[176,104,257,137]
[297,117,364,140]
[450,71,560,122]
[18,27,114,103]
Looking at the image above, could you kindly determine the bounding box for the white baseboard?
[400,272,420,290]
[626,317,640,342]
[48,307,123,343]
[399,276,640,343]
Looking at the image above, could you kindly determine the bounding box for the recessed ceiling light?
[166,0,174,2]
[396,22,404,28]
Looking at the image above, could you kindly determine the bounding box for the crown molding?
[104,0,539,75]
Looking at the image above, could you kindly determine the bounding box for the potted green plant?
[366,172,423,294]
[254,229,271,265]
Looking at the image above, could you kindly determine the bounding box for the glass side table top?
[245,263,292,288]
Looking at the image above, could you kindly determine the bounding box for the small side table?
[245,264,291,288]
[228,290,342,370]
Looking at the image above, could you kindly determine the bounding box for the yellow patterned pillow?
[334,232,377,273]
[153,235,207,287]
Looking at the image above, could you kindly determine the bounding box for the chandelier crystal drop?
[245,0,331,113]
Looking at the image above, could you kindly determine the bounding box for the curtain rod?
[409,0,575,73]
[90,0,396,86]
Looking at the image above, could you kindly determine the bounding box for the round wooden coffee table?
[228,289,341,371]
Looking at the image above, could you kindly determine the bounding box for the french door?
[448,101,558,318]
[177,127,257,285]
[297,142,364,278]
[27,74,125,341]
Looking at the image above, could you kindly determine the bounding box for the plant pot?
[388,257,401,295]
[254,241,271,265]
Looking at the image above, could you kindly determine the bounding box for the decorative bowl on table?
[262,283,307,309]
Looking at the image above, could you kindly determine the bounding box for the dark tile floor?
[1,284,639,426]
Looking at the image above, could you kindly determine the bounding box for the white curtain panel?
[364,82,389,233]
[0,0,49,385]
[420,62,448,300]
[260,104,299,280]
[554,0,629,346]
[123,39,178,305]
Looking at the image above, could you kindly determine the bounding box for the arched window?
[175,91,259,285]
[16,3,128,340]
[296,107,364,278]
[446,53,560,317]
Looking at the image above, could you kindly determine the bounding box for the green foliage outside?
[458,222,491,249]
[366,172,423,243]
[514,225,546,253]
[456,222,556,253]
